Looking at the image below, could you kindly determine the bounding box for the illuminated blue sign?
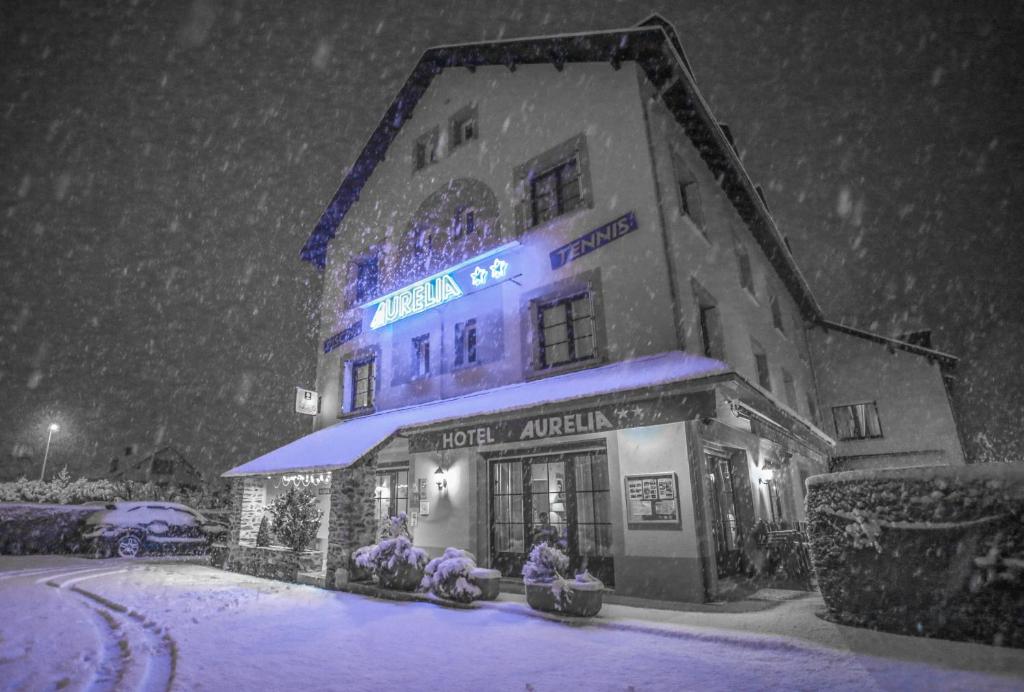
[549,211,638,269]
[364,244,517,330]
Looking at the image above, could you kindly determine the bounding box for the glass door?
[704,451,743,576]
[490,449,613,586]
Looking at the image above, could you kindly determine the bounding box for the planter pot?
[525,580,603,617]
[377,562,425,591]
[470,568,502,601]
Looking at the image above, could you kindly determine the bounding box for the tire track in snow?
[41,567,177,692]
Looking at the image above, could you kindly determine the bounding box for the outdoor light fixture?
[40,423,59,481]
[434,464,448,492]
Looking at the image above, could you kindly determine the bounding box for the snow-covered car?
[82,501,226,558]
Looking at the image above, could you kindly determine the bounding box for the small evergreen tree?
[269,486,322,552]
[255,514,272,547]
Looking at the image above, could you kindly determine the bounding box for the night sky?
[2,1,1021,480]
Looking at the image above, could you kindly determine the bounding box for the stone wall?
[225,545,321,583]
[226,477,245,546]
[325,459,378,588]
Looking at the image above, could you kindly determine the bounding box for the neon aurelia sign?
[363,243,518,330]
[370,274,464,329]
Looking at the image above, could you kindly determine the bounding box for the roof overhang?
[222,350,730,478]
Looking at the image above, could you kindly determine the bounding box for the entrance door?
[490,448,613,585]
[704,450,744,577]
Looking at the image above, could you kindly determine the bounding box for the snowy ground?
[1,556,1022,691]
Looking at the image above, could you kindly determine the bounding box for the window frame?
[413,127,440,172]
[529,156,583,227]
[349,356,377,412]
[411,334,431,380]
[454,318,478,368]
[449,105,478,150]
[737,246,755,298]
[513,134,592,233]
[537,292,596,369]
[770,295,786,334]
[751,340,771,391]
[832,401,884,441]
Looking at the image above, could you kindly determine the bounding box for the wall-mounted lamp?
[434,464,447,492]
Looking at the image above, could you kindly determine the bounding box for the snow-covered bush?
[420,547,482,602]
[0,470,119,505]
[522,542,570,584]
[268,486,322,552]
[807,465,1024,647]
[354,513,427,590]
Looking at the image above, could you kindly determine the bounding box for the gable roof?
[301,16,823,321]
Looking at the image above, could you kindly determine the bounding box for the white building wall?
[314,62,680,425]
[808,328,965,469]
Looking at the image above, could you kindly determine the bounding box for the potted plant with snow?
[522,542,604,617]
[354,513,427,591]
[420,547,483,603]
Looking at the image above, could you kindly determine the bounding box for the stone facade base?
[225,545,321,583]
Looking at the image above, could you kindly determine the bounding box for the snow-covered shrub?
[420,547,481,602]
[268,486,322,552]
[0,472,119,505]
[807,465,1024,647]
[354,514,428,591]
[522,542,570,584]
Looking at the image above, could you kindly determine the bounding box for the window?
[770,295,785,333]
[413,128,439,171]
[350,357,376,410]
[832,402,883,440]
[412,335,430,378]
[538,293,594,368]
[530,157,583,227]
[451,206,475,238]
[752,340,771,390]
[374,469,408,536]
[354,255,379,303]
[454,318,477,366]
[782,370,797,409]
[806,394,819,424]
[450,107,477,148]
[737,247,755,296]
[673,156,704,230]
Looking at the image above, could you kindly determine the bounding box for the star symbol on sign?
[489,258,509,279]
[614,408,631,421]
[470,266,489,287]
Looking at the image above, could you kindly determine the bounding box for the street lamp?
[40,423,59,481]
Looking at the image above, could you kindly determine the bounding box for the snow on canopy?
[222,350,729,477]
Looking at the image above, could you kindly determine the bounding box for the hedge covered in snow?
[0,503,96,555]
[806,464,1024,648]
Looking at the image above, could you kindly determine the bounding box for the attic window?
[413,127,440,171]
[450,105,478,149]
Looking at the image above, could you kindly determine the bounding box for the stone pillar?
[227,477,245,546]
[325,458,378,589]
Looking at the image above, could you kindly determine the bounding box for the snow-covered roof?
[222,351,730,477]
[299,15,824,322]
[817,319,958,366]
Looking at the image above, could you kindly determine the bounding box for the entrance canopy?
[222,351,729,478]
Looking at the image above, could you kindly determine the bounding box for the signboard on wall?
[624,472,680,527]
[549,211,639,269]
[408,391,715,453]
[294,388,320,416]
